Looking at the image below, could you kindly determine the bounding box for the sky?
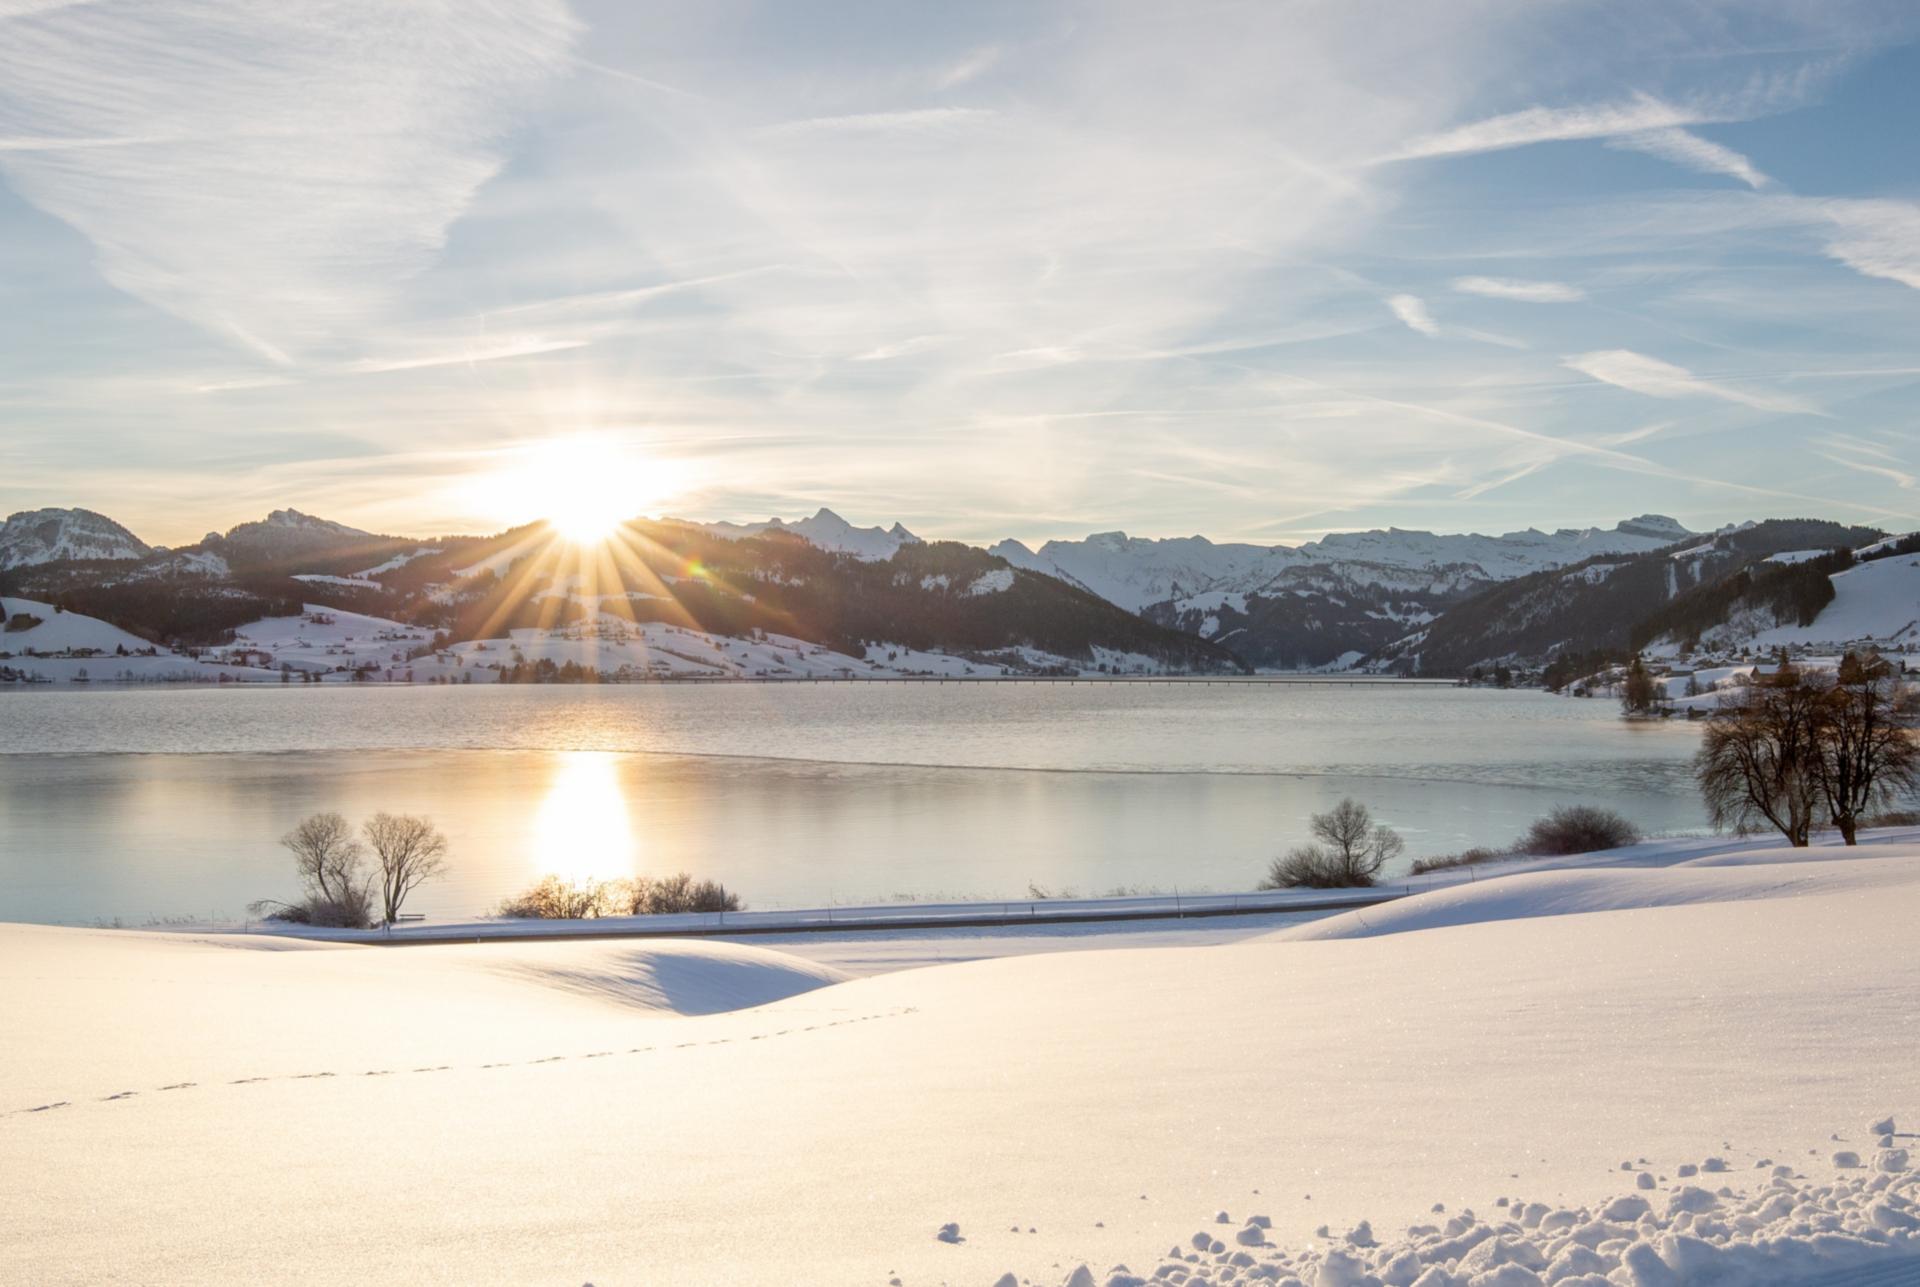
[2,0,1918,550]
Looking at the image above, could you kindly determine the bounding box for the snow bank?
[1275,845,1920,941]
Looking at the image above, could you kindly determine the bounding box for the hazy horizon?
[4,497,1754,555]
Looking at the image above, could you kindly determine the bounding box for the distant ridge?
[0,507,150,569]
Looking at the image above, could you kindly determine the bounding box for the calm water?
[0,684,1706,923]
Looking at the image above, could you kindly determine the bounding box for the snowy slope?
[0,597,294,684]
[0,508,149,569]
[4,840,1918,1285]
[0,596,152,654]
[1747,554,1920,648]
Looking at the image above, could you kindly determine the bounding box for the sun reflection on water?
[531,752,637,884]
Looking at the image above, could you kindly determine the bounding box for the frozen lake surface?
[0,683,1706,923]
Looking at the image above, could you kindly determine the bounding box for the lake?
[0,683,1707,923]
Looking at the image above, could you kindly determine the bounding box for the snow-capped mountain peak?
[677,508,922,561]
[1614,514,1690,541]
[0,507,150,569]
[1001,517,1696,613]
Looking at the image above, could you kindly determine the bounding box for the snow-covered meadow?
[0,594,1182,686]
[4,833,1917,1285]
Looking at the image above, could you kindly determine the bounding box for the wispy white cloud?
[348,338,592,376]
[0,1,576,361]
[1816,434,1916,489]
[1379,92,1737,162]
[759,107,997,138]
[1606,127,1770,188]
[1814,198,1920,291]
[1565,349,1823,415]
[1379,58,1832,170]
[1817,452,1916,489]
[1388,294,1441,337]
[934,45,1003,91]
[1452,276,1586,303]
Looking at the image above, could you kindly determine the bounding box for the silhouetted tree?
[1620,656,1661,717]
[1695,662,1825,845]
[364,812,450,924]
[1261,798,1405,888]
[250,811,373,928]
[1810,651,1920,844]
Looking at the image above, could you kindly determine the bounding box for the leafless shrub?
[624,872,742,914]
[1520,805,1640,856]
[1408,846,1508,875]
[496,875,622,920]
[1259,843,1353,889]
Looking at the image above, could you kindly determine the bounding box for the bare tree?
[1809,651,1920,844]
[249,811,374,928]
[1695,662,1824,846]
[1302,798,1405,885]
[280,812,365,907]
[363,812,450,925]
[1259,800,1405,889]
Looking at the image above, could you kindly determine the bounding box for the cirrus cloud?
[1451,276,1586,303]
[1565,349,1823,416]
[0,0,577,362]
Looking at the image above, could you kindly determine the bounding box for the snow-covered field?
[5,833,1918,1285]
[2,595,1188,685]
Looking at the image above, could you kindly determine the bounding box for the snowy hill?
[1383,518,1886,675]
[1735,549,1920,649]
[1,596,154,654]
[0,508,149,569]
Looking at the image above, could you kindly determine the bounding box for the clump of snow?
[356,548,441,577]
[966,568,1015,596]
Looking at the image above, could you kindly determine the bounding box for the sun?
[467,434,686,546]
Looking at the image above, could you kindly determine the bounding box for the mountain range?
[3,504,1910,677]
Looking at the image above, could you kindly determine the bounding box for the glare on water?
[531,752,638,885]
